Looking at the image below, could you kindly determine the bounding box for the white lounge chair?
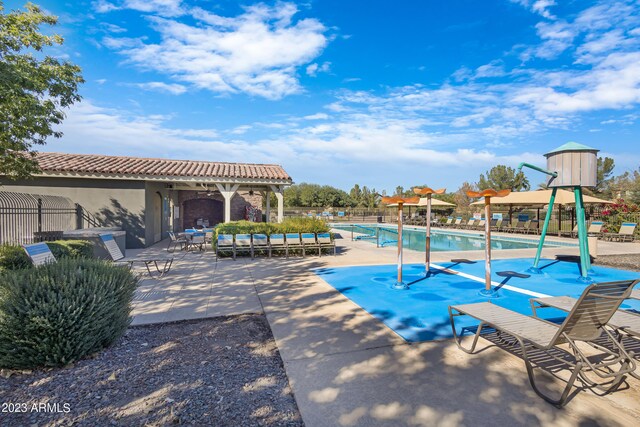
[99,234,174,277]
[449,280,638,407]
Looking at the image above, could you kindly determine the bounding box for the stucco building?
[1,152,292,248]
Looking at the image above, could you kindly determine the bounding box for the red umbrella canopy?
[467,189,511,198]
[381,196,420,205]
[413,187,446,196]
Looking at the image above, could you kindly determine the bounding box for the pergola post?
[215,183,240,223]
[265,190,271,223]
[269,185,284,223]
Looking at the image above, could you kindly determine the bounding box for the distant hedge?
[0,240,94,272]
[0,258,137,368]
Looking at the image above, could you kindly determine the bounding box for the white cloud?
[303,113,329,120]
[511,0,557,19]
[104,2,329,99]
[135,81,187,94]
[306,61,331,76]
[93,0,185,16]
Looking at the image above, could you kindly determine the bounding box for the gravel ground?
[0,315,303,427]
[594,254,640,272]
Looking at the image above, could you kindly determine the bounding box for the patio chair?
[234,234,253,258]
[216,234,234,260]
[252,234,269,257]
[188,233,206,251]
[449,280,638,407]
[285,233,304,256]
[23,242,56,266]
[301,232,319,256]
[602,222,637,242]
[167,231,188,252]
[452,217,463,228]
[567,221,604,238]
[268,233,287,258]
[491,218,503,231]
[99,233,174,277]
[317,232,336,256]
[474,219,486,230]
[203,228,215,245]
[441,217,454,227]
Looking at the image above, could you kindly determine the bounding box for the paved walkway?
[129,230,640,426]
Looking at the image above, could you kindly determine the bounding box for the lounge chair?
[216,234,234,260]
[502,220,522,233]
[441,217,454,227]
[285,233,304,256]
[449,280,638,407]
[461,219,476,230]
[524,220,539,234]
[491,218,503,231]
[252,234,269,257]
[602,222,637,242]
[23,242,56,266]
[474,219,486,230]
[268,233,287,258]
[301,232,319,256]
[99,233,174,277]
[561,224,578,238]
[317,232,336,256]
[167,231,188,252]
[234,234,253,258]
[530,292,640,343]
[452,217,463,228]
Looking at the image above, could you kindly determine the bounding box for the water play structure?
[413,187,446,275]
[466,188,510,294]
[381,195,420,289]
[518,142,599,282]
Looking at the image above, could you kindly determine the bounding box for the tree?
[454,182,476,212]
[1,3,84,180]
[477,165,530,192]
[394,186,404,196]
[594,156,615,196]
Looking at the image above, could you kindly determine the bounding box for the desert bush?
[0,245,30,272]
[0,258,137,368]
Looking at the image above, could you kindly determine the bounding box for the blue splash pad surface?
[313,259,640,343]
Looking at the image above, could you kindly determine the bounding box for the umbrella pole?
[393,203,408,290]
[425,194,432,275]
[529,187,557,273]
[484,196,492,292]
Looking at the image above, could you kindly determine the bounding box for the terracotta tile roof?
[36,152,291,181]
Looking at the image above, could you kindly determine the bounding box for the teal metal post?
[574,187,591,281]
[528,187,557,273]
[579,189,592,272]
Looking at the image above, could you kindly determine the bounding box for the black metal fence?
[0,191,100,245]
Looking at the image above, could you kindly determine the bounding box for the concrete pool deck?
[130,229,640,426]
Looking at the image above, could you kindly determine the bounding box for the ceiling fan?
[197,185,214,197]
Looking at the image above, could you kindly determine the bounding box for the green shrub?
[0,258,137,369]
[46,240,94,259]
[213,218,330,249]
[0,240,94,273]
[0,245,30,272]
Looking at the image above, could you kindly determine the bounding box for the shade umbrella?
[386,198,455,207]
[381,196,420,290]
[413,187,448,276]
[470,189,613,206]
[467,188,510,296]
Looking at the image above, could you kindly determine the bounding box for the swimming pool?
[330,223,575,252]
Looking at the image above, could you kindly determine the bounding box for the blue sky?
[6,0,640,192]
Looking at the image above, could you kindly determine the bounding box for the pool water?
[330,223,573,252]
[315,259,640,342]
